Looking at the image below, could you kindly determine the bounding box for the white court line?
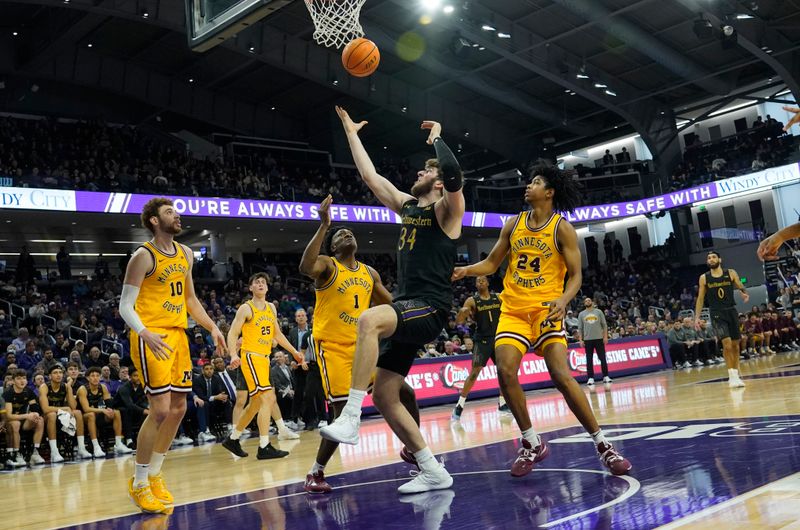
[216,467,641,530]
[657,472,800,529]
[677,358,800,387]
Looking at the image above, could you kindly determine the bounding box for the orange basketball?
[342,37,380,77]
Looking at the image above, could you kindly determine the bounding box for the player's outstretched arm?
[424,121,465,237]
[299,194,336,283]
[182,244,227,355]
[758,222,800,261]
[782,106,800,131]
[452,217,515,280]
[335,106,413,214]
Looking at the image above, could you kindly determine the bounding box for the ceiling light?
[252,238,258,242]
[478,46,485,51]
[735,14,754,19]
[401,106,407,113]
[576,73,589,79]
[464,131,470,138]
[369,240,374,243]
[87,43,93,48]
[188,78,194,83]
[442,5,454,14]
[605,89,617,96]
[270,106,276,110]
[72,240,94,243]
[564,89,571,93]
[421,0,441,10]
[293,239,299,243]
[30,239,66,243]
[497,32,511,39]
[248,45,256,53]
[594,83,607,88]
[12,31,18,36]
[142,10,149,18]
[481,24,496,31]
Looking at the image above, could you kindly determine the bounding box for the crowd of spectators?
[670,114,794,191]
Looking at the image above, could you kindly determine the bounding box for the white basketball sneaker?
[398,461,453,494]
[319,412,361,445]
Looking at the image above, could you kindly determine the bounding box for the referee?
[578,297,610,385]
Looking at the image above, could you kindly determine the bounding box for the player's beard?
[411,178,436,198]
[708,262,721,271]
[163,220,182,235]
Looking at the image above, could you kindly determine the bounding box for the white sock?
[49,439,59,453]
[115,436,124,446]
[729,368,739,378]
[521,427,541,448]
[413,447,439,473]
[92,439,101,450]
[230,429,242,440]
[310,461,325,475]
[134,463,150,488]
[498,395,507,407]
[275,419,287,432]
[149,452,166,476]
[259,436,270,448]
[77,436,86,450]
[34,443,40,450]
[590,429,608,446]
[342,389,367,417]
[457,396,466,408]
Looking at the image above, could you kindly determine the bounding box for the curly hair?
[529,159,582,214]
[324,225,351,255]
[141,197,173,234]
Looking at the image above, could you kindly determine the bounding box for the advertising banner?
[2,162,798,225]
[362,335,670,410]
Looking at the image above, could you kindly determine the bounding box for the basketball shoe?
[597,442,632,475]
[450,404,463,422]
[128,477,167,514]
[397,461,452,494]
[510,438,549,477]
[221,436,248,457]
[319,412,360,445]
[257,444,289,459]
[304,471,332,494]
[149,473,174,504]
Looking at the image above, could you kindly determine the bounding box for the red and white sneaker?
[304,472,332,494]
[597,442,632,475]
[400,446,419,470]
[510,438,549,477]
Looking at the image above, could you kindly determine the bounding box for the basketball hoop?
[304,0,366,49]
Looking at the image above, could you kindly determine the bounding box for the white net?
[304,0,367,49]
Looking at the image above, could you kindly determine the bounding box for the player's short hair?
[141,197,174,234]
[530,159,582,213]
[248,272,270,285]
[86,366,102,376]
[707,250,721,259]
[324,225,351,255]
[48,364,64,374]
[425,158,440,174]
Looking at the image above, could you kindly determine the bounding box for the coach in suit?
[270,351,295,420]
[191,363,229,431]
[287,309,316,424]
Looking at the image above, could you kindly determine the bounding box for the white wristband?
[119,284,146,334]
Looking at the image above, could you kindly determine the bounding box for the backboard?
[185,0,292,52]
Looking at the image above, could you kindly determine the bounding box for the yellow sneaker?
[149,473,174,504]
[128,477,167,514]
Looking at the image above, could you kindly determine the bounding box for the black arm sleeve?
[433,137,463,192]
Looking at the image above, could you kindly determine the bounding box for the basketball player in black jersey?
[321,106,464,494]
[694,251,749,387]
[39,364,92,461]
[451,276,508,421]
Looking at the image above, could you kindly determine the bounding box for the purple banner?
[69,184,717,228]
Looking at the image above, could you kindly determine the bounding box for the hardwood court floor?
[4,352,800,529]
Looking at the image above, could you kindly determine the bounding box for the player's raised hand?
[451,267,467,281]
[421,120,442,145]
[319,194,333,226]
[140,329,173,360]
[335,106,368,134]
[782,106,800,131]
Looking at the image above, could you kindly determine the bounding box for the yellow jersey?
[136,241,190,329]
[240,300,277,355]
[313,258,374,344]
[500,211,567,313]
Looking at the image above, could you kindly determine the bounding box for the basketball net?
[304,0,366,49]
